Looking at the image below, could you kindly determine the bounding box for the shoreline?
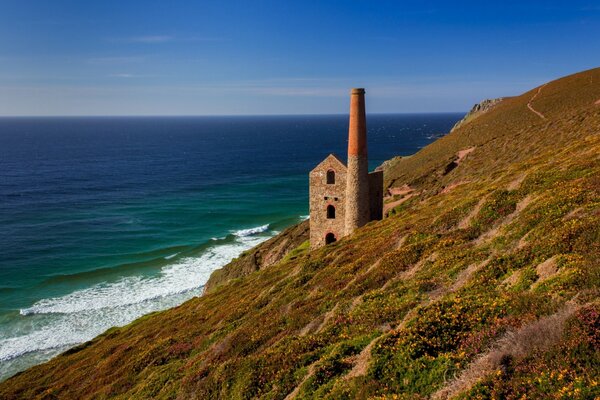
[0,219,301,382]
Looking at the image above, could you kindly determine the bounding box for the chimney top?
[347,87,367,157]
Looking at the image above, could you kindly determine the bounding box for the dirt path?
[284,363,317,400]
[456,147,476,163]
[387,184,413,197]
[383,192,416,215]
[345,331,387,380]
[527,84,547,120]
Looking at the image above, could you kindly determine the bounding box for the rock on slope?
[450,97,505,132]
[1,68,599,400]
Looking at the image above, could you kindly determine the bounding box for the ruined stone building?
[309,88,383,249]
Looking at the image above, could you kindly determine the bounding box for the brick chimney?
[344,88,370,235]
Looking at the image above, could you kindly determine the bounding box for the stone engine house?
[309,88,383,249]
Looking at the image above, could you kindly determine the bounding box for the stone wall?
[344,88,370,236]
[368,170,383,221]
[309,155,347,249]
[344,154,370,235]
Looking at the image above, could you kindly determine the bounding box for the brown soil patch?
[345,336,379,379]
[458,197,486,229]
[388,184,413,196]
[532,256,559,288]
[383,192,416,215]
[475,195,534,245]
[397,235,407,249]
[502,270,523,287]
[384,185,417,215]
[595,99,600,105]
[516,195,534,213]
[305,286,321,299]
[441,181,469,194]
[315,303,339,333]
[299,316,324,336]
[381,252,438,292]
[451,260,488,292]
[284,363,317,400]
[456,146,476,164]
[398,252,436,281]
[342,259,382,292]
[507,174,526,190]
[442,147,476,176]
[564,207,585,220]
[516,231,532,249]
[350,294,363,310]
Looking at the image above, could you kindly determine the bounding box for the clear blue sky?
[0,1,599,116]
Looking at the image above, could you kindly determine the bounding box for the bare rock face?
[451,98,505,132]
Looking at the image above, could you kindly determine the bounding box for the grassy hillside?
[1,68,599,400]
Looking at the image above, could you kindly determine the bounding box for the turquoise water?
[0,113,461,380]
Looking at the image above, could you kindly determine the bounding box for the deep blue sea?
[0,113,461,380]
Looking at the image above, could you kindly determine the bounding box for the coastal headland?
[1,67,599,399]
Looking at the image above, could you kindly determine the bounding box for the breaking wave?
[0,230,271,365]
[232,224,270,237]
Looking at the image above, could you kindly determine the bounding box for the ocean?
[0,113,461,380]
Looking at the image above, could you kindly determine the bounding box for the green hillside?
[1,68,599,400]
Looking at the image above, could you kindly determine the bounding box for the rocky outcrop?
[451,98,505,132]
[203,220,309,293]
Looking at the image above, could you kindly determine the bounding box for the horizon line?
[0,111,467,118]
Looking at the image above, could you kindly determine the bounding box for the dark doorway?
[325,232,336,245]
[326,205,335,219]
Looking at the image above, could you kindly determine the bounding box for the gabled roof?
[310,153,347,174]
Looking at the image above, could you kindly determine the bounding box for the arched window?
[325,232,337,245]
[326,205,335,219]
[326,170,335,184]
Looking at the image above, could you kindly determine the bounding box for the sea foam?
[232,224,270,237]
[0,229,270,364]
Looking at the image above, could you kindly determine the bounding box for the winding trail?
[527,84,547,120]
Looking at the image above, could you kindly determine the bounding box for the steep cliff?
[1,68,599,400]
